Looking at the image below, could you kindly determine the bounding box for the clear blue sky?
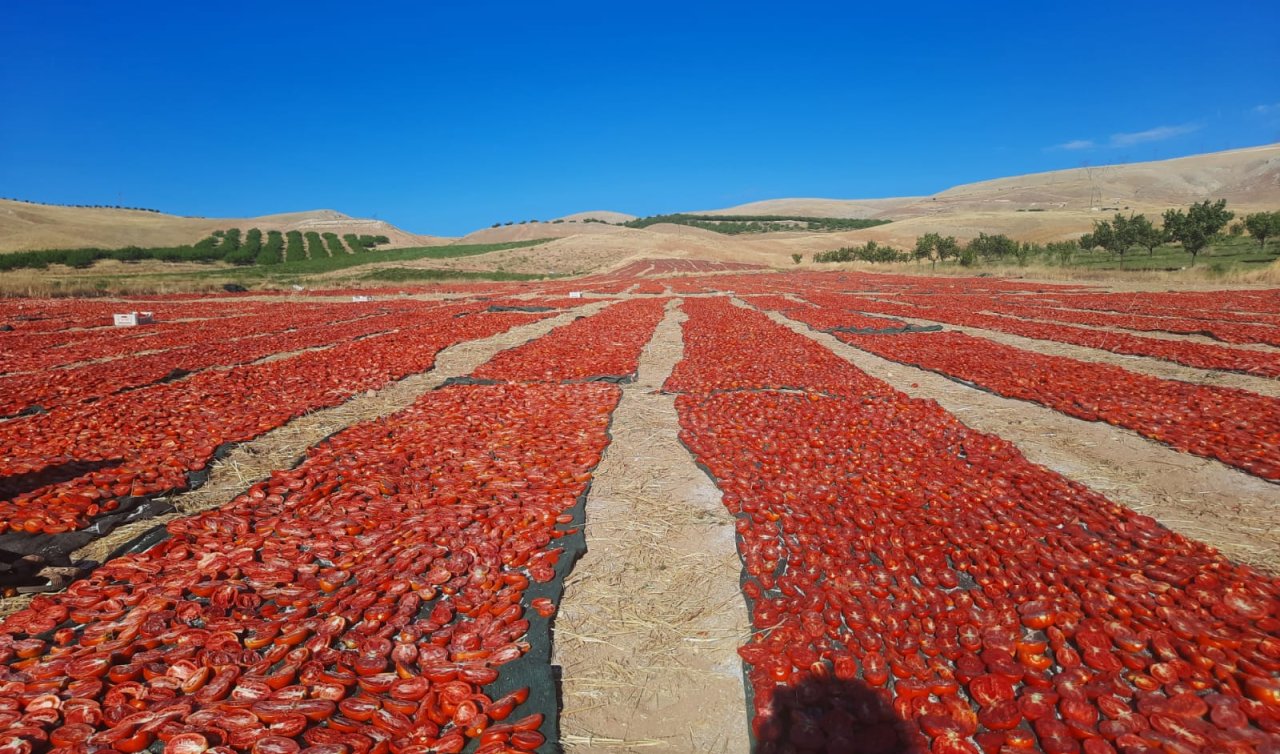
[2,1,1277,236]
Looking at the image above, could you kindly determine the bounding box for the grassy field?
[0,239,558,295]
[361,267,565,282]
[1068,235,1276,272]
[212,238,555,278]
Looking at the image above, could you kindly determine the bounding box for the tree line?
[1076,200,1280,265]
[0,197,165,213]
[810,200,1280,269]
[623,213,891,234]
[0,228,392,271]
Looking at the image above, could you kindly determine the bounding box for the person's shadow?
[751,672,919,754]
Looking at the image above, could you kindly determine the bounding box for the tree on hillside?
[1162,199,1234,266]
[1082,214,1136,259]
[1243,211,1280,252]
[935,235,959,264]
[1109,213,1138,258]
[968,233,1018,262]
[914,233,941,267]
[1128,214,1164,256]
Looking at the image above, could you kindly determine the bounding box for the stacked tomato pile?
[473,299,667,383]
[669,301,1280,753]
[0,308,547,534]
[0,381,621,754]
[833,329,1280,481]
[0,307,446,417]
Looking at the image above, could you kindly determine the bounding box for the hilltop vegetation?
[0,228,392,272]
[622,213,891,234]
[813,200,1280,273]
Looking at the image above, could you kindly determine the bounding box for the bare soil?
[555,300,750,753]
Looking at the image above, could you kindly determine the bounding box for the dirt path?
[886,311,1280,397]
[555,299,750,753]
[0,304,605,617]
[758,307,1280,574]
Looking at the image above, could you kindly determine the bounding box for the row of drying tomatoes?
[747,293,911,333]
[0,303,382,376]
[1022,290,1280,329]
[0,381,620,754]
[0,307,446,417]
[0,308,546,535]
[0,299,284,337]
[831,329,1280,481]
[473,299,667,383]
[668,300,1279,754]
[663,298,888,396]
[892,293,1280,349]
[803,291,1280,379]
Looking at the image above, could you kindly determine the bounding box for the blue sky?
[2,1,1277,236]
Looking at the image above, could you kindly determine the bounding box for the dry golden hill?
[554,210,636,223]
[456,220,631,245]
[684,144,1280,248]
[0,202,446,252]
[697,197,921,218]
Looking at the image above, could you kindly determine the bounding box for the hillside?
[681,144,1280,244]
[554,210,636,223]
[5,144,1277,275]
[457,219,631,245]
[0,202,446,252]
[696,197,921,218]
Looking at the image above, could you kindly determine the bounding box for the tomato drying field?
[0,267,1277,754]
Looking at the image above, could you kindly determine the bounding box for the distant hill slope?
[696,197,922,218]
[457,219,630,245]
[554,210,636,223]
[696,144,1280,224]
[891,143,1280,218]
[0,202,446,252]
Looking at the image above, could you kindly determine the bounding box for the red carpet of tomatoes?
[988,297,1280,348]
[671,300,1280,754]
[664,298,885,396]
[0,302,360,375]
[0,306,450,417]
[0,271,1276,753]
[746,294,910,332]
[833,329,1280,481]
[472,299,667,382]
[0,382,618,754]
[819,292,1280,378]
[0,308,547,534]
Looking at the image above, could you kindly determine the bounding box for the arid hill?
[0,203,446,252]
[5,144,1277,269]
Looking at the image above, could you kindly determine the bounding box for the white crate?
[112,311,154,327]
[351,295,372,303]
[568,291,583,299]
